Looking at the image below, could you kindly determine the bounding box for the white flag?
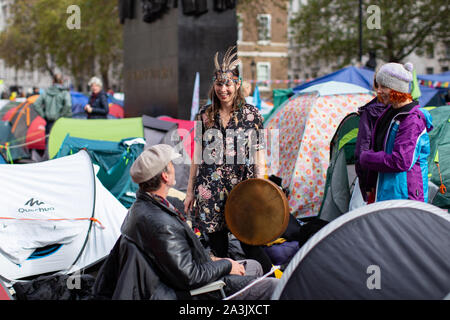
[190,72,200,121]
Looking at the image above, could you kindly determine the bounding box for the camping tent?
[418,72,450,106]
[0,100,20,118]
[143,115,178,148]
[0,151,127,282]
[272,88,294,111]
[272,200,450,300]
[264,81,374,218]
[318,112,359,222]
[0,100,10,110]
[71,91,124,119]
[425,105,450,209]
[48,117,144,159]
[0,121,29,163]
[50,116,190,194]
[143,115,191,192]
[0,279,12,300]
[418,71,450,89]
[318,105,450,219]
[1,95,46,154]
[292,66,443,107]
[159,116,195,160]
[56,136,145,208]
[70,91,89,117]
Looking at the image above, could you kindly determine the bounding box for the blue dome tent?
[292,66,443,107]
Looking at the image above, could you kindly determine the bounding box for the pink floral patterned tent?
[264,81,375,218]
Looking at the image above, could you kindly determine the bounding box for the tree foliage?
[290,0,450,67]
[0,0,122,89]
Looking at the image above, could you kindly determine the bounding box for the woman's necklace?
[219,108,232,128]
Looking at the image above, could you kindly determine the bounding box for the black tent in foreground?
[272,200,450,300]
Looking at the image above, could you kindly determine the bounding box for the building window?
[257,14,271,44]
[237,14,243,42]
[426,67,434,74]
[442,66,449,73]
[426,47,434,59]
[238,61,243,78]
[257,62,271,90]
[296,57,301,71]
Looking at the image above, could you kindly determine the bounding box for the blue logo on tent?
[27,244,63,260]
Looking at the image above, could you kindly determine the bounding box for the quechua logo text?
[24,198,45,207]
[18,198,54,214]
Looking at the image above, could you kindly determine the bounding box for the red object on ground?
[159,117,195,159]
[25,116,46,150]
[108,103,124,118]
[367,191,376,204]
[0,279,12,300]
[2,106,17,122]
[2,95,46,150]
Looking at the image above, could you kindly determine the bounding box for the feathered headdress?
[213,46,241,83]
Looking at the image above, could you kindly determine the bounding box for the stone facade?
[237,1,289,99]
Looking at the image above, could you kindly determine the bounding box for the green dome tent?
[318,105,450,222]
[48,117,144,159]
[425,105,450,210]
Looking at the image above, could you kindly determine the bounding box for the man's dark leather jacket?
[94,190,255,299]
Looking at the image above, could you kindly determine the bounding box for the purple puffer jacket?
[355,97,387,201]
[360,104,433,202]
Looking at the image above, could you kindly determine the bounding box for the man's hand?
[183,190,195,214]
[211,255,245,275]
[225,258,245,276]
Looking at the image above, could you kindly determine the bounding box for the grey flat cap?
[130,144,181,184]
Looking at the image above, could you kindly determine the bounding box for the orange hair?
[378,89,412,105]
[388,90,412,104]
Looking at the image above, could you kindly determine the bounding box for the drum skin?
[225,178,290,246]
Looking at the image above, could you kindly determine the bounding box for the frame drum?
[225,178,290,246]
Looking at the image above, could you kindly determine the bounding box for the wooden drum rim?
[225,178,290,246]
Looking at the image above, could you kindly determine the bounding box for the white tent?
[0,150,127,282]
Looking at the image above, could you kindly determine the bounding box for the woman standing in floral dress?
[184,47,271,271]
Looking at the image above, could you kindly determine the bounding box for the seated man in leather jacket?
[94,144,278,300]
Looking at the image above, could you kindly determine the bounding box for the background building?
[237,0,289,99]
[0,0,52,96]
[407,42,450,75]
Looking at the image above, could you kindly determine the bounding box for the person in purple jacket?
[359,62,433,203]
[355,72,387,202]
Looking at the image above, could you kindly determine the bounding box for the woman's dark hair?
[139,166,169,192]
